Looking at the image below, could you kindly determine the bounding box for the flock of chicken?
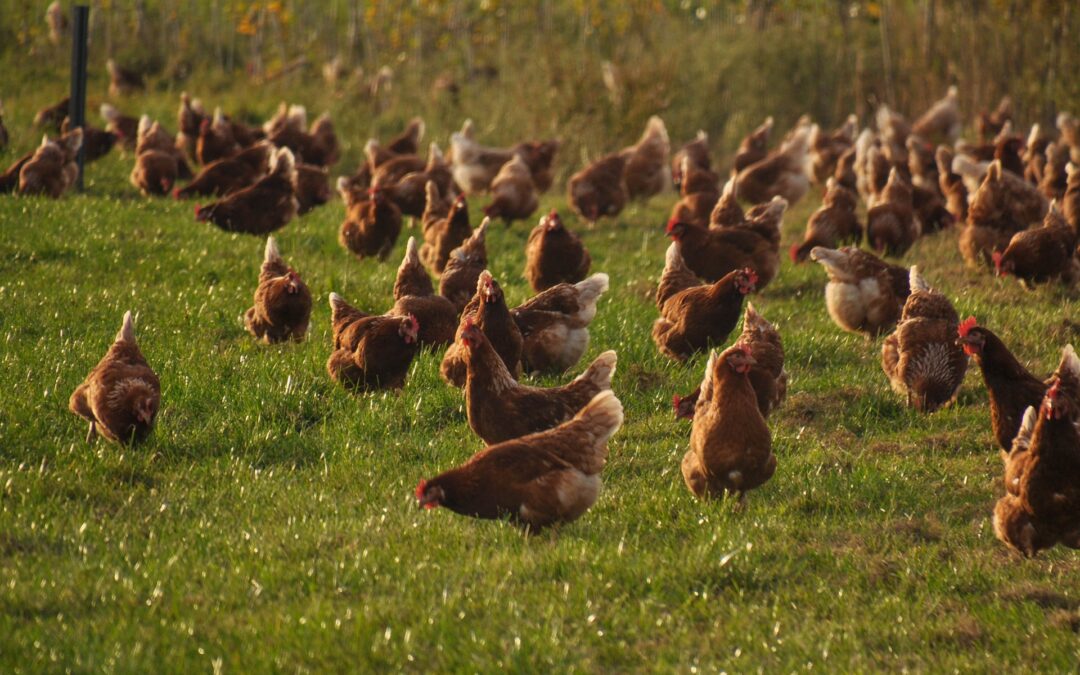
[1,69,1078,554]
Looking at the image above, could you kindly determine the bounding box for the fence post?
[69,4,90,192]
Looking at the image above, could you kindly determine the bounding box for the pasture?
[1,3,1079,672]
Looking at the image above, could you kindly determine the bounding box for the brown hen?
[653,243,756,361]
[69,312,160,445]
[682,345,776,504]
[524,210,591,292]
[196,146,298,235]
[881,267,967,412]
[244,237,312,344]
[512,274,609,374]
[441,271,523,387]
[439,219,490,314]
[326,293,420,391]
[809,246,911,337]
[459,319,616,445]
[390,238,458,348]
[416,390,623,532]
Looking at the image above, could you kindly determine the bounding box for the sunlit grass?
[0,77,1079,671]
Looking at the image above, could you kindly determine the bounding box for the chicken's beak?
[417,486,442,509]
[285,270,301,293]
[955,335,979,355]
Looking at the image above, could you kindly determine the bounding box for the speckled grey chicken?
[881,267,967,412]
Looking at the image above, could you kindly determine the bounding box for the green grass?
[2,80,1080,672]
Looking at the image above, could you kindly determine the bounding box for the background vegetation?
[2,0,1079,174]
[0,1,1078,671]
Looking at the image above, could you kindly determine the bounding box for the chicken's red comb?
[737,342,753,358]
[408,314,420,331]
[789,243,801,263]
[194,203,202,216]
[548,208,559,220]
[665,217,681,234]
[671,394,682,410]
[172,187,181,199]
[742,268,759,285]
[415,479,427,499]
[958,316,978,338]
[991,250,1004,274]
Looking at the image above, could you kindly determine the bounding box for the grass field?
[2,72,1080,672]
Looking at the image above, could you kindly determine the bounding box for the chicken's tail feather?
[264,236,281,264]
[569,391,625,463]
[1025,123,1041,149]
[1013,406,1038,452]
[909,266,930,293]
[743,303,772,332]
[574,273,609,305]
[720,175,737,198]
[328,292,349,318]
[575,350,617,390]
[286,104,307,130]
[572,273,609,324]
[336,175,351,199]
[116,310,136,343]
[270,147,296,181]
[951,154,987,182]
[644,115,669,146]
[100,103,117,123]
[808,246,844,272]
[137,114,152,140]
[427,142,443,164]
[402,236,420,267]
[1058,344,1080,383]
[471,218,490,244]
[663,242,688,272]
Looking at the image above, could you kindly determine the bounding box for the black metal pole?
[69,5,90,192]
